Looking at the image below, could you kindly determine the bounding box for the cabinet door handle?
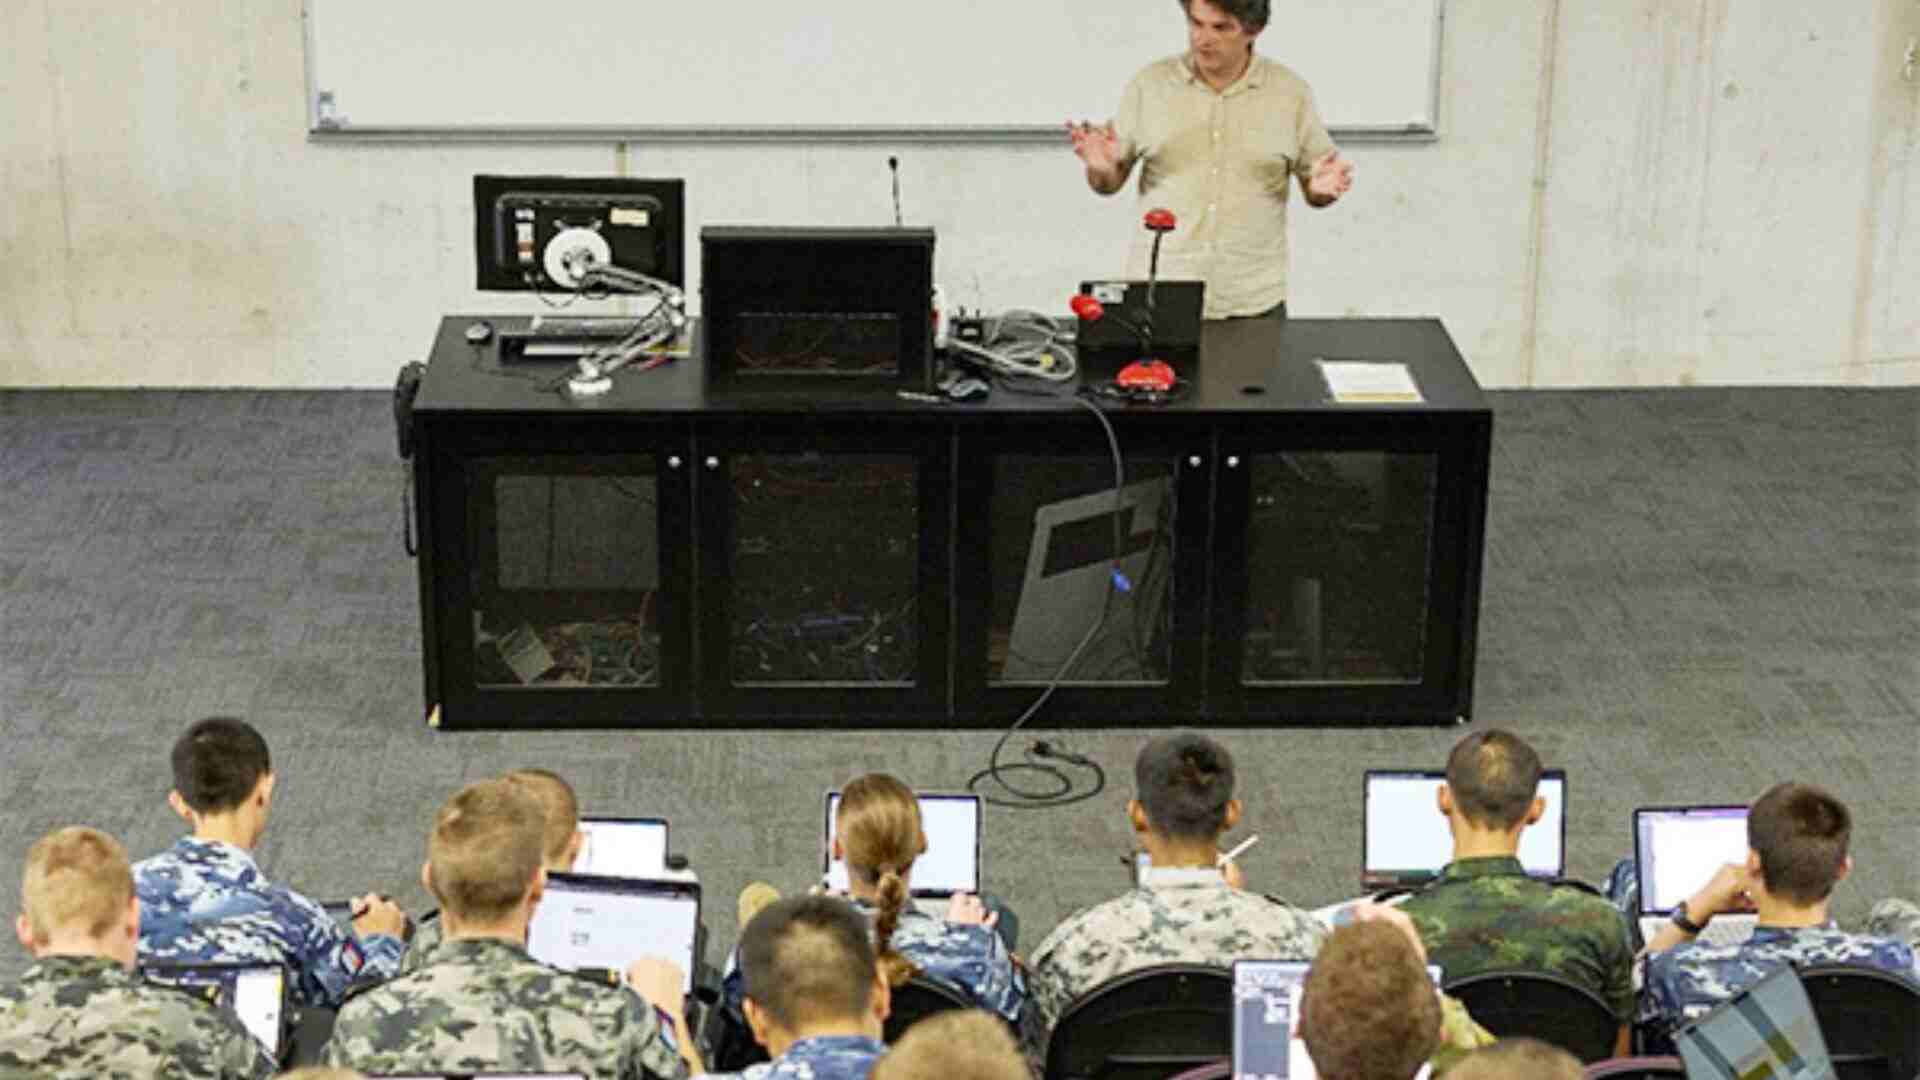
[704,456,720,470]
[667,455,683,469]
[1226,456,1241,468]
[1188,455,1203,468]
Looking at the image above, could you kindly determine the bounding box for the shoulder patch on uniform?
[341,936,365,974]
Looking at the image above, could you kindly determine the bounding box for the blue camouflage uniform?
[698,1033,887,1080]
[134,837,405,1008]
[1643,925,1920,1027]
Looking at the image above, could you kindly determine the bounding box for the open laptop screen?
[1362,769,1567,889]
[1233,960,1437,1080]
[139,961,288,1058]
[574,816,669,878]
[823,791,981,897]
[526,873,700,993]
[1634,805,1748,915]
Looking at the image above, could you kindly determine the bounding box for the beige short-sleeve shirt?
[1112,54,1336,317]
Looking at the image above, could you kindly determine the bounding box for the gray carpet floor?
[0,387,1914,983]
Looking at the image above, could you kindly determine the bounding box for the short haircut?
[739,894,878,1030]
[426,779,545,924]
[1444,1038,1583,1080]
[171,716,272,814]
[1179,0,1269,33]
[1135,732,1235,841]
[1748,782,1851,905]
[21,826,133,943]
[502,767,580,866]
[1444,729,1542,830]
[871,1009,1028,1080]
[1300,922,1441,1080]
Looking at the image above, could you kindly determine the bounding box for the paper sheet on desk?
[1317,359,1424,403]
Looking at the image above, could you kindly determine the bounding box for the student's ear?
[1745,849,1763,879]
[831,836,845,862]
[1222,798,1243,833]
[742,997,776,1050]
[563,828,585,871]
[526,866,547,910]
[1436,784,1454,818]
[166,790,195,826]
[258,771,276,805]
[420,860,434,896]
[1836,854,1853,884]
[125,896,141,943]
[1127,800,1151,837]
[14,913,36,952]
[1523,795,1545,827]
[872,971,892,1023]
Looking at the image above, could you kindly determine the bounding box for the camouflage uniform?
[134,837,405,1009]
[323,936,689,1080]
[0,953,277,1079]
[1398,856,1636,1020]
[1643,925,1920,1026]
[1025,866,1326,1034]
[395,913,445,976]
[1867,898,1920,947]
[697,1033,887,1080]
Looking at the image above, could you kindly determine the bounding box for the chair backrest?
[1162,1061,1230,1080]
[1582,1055,1686,1080]
[1797,964,1920,1080]
[1043,964,1234,1080]
[1442,969,1618,1064]
[883,975,975,1042]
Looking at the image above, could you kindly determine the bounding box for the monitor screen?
[823,792,980,896]
[574,817,669,879]
[1233,960,1436,1080]
[473,175,685,293]
[140,963,286,1056]
[1635,806,1749,914]
[526,874,700,993]
[1363,769,1566,887]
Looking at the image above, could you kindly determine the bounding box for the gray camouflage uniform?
[1867,898,1920,947]
[1643,925,1920,1026]
[0,953,276,1079]
[395,913,445,976]
[697,1033,887,1080]
[134,837,405,1008]
[323,936,690,1080]
[1026,866,1325,1035]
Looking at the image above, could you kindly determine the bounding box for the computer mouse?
[946,377,990,402]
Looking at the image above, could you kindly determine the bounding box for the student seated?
[1026,732,1326,1032]
[134,716,408,1008]
[1397,730,1634,1054]
[710,894,892,1080]
[0,825,276,1079]
[324,778,700,1079]
[399,766,585,973]
[1868,896,1920,948]
[1299,920,1442,1080]
[1640,781,1919,1029]
[869,1009,1030,1080]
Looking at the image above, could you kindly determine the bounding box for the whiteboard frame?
[301,1,1444,144]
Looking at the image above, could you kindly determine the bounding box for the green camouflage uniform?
[1868,898,1920,947]
[323,936,689,1080]
[1399,856,1636,1020]
[0,954,277,1079]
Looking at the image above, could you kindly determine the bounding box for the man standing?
[1068,0,1354,320]
[1,826,276,1079]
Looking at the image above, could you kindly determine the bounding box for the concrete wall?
[2,0,1915,388]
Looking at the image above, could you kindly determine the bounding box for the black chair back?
[1582,1056,1686,1080]
[884,975,974,1041]
[1043,964,1233,1080]
[1797,965,1920,1080]
[1443,969,1618,1063]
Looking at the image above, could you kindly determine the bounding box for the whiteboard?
[303,0,1442,139]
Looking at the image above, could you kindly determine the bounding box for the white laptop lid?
[574,816,670,878]
[822,791,981,897]
[1362,769,1566,889]
[1675,965,1835,1080]
[1633,805,1749,915]
[526,873,700,993]
[1232,960,1437,1080]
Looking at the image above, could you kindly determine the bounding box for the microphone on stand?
[1140,208,1177,345]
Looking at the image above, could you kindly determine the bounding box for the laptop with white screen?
[1675,965,1835,1080]
[823,791,981,901]
[526,873,701,993]
[1232,960,1438,1080]
[140,960,290,1060]
[1362,769,1566,890]
[1633,805,1755,948]
[574,816,669,878]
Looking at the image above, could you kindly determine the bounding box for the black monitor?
[473,175,685,292]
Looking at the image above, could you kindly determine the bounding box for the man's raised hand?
[1307,150,1355,202]
[1066,120,1122,172]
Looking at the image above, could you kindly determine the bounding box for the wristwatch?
[1670,901,1708,935]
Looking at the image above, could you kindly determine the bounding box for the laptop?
[1361,768,1567,890]
[1674,965,1835,1080]
[823,791,982,910]
[140,960,291,1060]
[1001,476,1174,683]
[574,815,670,878]
[1633,805,1756,948]
[1075,279,1206,352]
[526,873,701,993]
[1232,960,1439,1080]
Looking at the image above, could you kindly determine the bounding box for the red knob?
[1144,208,1177,232]
[1070,294,1105,321]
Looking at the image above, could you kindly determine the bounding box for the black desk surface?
[416,316,1487,418]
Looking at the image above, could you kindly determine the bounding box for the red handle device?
[1070,293,1106,321]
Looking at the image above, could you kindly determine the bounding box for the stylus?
[1217,835,1260,866]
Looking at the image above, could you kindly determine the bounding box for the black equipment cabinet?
[409,316,1491,729]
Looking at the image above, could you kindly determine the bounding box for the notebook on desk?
[526,873,701,993]
[139,960,291,1060]
[1361,768,1566,891]
[1633,805,1756,948]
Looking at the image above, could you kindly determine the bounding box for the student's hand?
[625,956,688,1015]
[945,892,999,928]
[1306,151,1355,201]
[350,893,407,939]
[1066,120,1122,172]
[1690,863,1756,917]
[1219,857,1247,891]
